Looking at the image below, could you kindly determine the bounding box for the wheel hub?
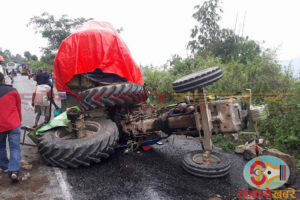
[55,121,101,140]
[192,152,221,165]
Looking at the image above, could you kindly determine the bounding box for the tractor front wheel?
[182,150,231,178]
[172,67,222,93]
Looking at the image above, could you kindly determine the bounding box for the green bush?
[259,85,300,157]
[212,135,243,152]
[31,61,53,71]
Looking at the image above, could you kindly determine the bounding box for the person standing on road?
[0,72,22,182]
[36,69,49,85]
[32,82,59,128]
[35,70,43,85]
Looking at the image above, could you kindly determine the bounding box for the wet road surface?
[66,136,249,200]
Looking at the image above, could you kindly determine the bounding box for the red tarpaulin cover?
[54,21,144,92]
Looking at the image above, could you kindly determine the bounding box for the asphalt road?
[5,75,299,200]
[66,137,248,200]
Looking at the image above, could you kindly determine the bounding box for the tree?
[4,49,12,59]
[31,61,52,71]
[188,0,222,54]
[40,54,56,65]
[31,55,38,61]
[188,0,261,64]
[28,12,93,55]
[12,54,25,64]
[0,48,25,63]
[24,51,32,61]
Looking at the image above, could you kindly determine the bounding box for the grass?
[212,134,244,152]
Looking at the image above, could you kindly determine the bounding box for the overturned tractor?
[30,21,252,178]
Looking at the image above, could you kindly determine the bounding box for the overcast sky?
[0,0,299,66]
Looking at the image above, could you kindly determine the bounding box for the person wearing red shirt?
[0,72,22,182]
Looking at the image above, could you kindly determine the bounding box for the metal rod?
[198,88,212,152]
[20,126,37,147]
[22,129,26,145]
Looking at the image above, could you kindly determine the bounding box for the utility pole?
[234,12,238,34]
[241,11,247,37]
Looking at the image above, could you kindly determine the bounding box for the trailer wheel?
[172,67,222,93]
[38,118,119,168]
[182,150,231,178]
[80,83,147,110]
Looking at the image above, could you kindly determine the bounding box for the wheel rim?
[192,153,222,165]
[55,121,101,140]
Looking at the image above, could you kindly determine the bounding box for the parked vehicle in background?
[0,64,13,84]
[6,62,17,74]
[21,65,30,75]
[16,64,21,73]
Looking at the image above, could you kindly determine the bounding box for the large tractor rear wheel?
[80,83,147,110]
[38,118,119,168]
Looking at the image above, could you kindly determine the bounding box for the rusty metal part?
[117,104,161,137]
[171,130,198,136]
[66,108,85,138]
[66,74,97,89]
[198,89,212,152]
[211,100,242,133]
[121,118,157,135]
[192,151,221,166]
[167,115,196,130]
[115,87,246,148]
[119,98,245,140]
[202,151,211,166]
[85,109,107,118]
[76,114,85,130]
[194,110,201,137]
[66,74,125,90]
[56,121,100,140]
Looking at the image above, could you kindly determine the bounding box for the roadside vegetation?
[0,0,299,168]
[142,0,300,168]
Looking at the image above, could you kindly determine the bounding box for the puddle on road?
[0,160,50,200]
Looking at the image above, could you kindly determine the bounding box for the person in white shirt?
[31,83,58,128]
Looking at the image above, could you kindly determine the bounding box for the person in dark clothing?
[36,69,49,85]
[0,72,22,182]
[35,70,42,84]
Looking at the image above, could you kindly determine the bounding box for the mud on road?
[0,146,68,200]
[0,160,48,200]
